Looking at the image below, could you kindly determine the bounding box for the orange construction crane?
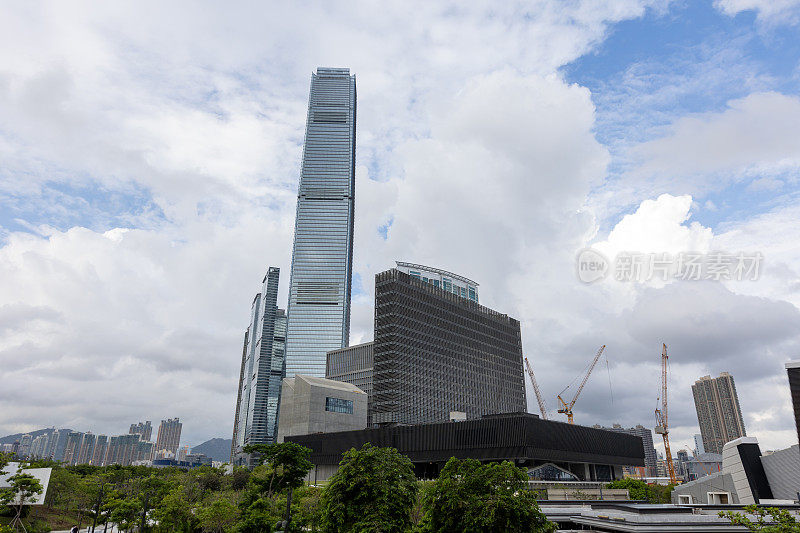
[654,343,678,484]
[557,345,606,424]
[524,357,549,420]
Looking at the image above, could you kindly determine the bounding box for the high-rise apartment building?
[155,418,182,454]
[692,373,746,454]
[129,421,153,442]
[47,428,71,462]
[786,361,800,446]
[371,267,526,425]
[62,431,84,465]
[91,435,109,466]
[29,434,47,459]
[285,67,356,378]
[19,434,32,458]
[326,342,374,425]
[231,268,286,466]
[77,433,96,465]
[594,424,659,477]
[106,434,153,466]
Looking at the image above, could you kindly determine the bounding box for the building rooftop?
[286,412,645,468]
[395,261,478,287]
[327,341,374,355]
[292,374,366,394]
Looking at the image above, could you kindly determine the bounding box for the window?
[409,271,421,279]
[433,280,440,288]
[443,279,452,291]
[528,463,579,481]
[677,495,693,504]
[707,492,730,504]
[468,287,476,300]
[325,397,353,414]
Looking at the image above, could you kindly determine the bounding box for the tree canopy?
[318,443,418,533]
[415,457,555,533]
[720,506,800,532]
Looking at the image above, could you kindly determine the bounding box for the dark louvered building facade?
[371,268,527,426]
[787,362,800,446]
[286,413,645,482]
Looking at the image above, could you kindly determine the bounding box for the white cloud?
[631,92,800,192]
[595,194,713,257]
[715,0,800,24]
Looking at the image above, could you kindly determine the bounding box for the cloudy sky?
[1,1,800,454]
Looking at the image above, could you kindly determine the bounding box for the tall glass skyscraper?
[285,67,356,377]
[231,267,287,465]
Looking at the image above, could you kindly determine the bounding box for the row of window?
[407,271,478,302]
[325,397,354,414]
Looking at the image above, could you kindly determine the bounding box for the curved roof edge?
[395,261,479,287]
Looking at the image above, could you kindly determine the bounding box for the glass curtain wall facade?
[285,67,356,378]
[372,268,527,426]
[231,267,287,466]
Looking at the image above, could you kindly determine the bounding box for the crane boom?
[654,343,678,484]
[524,357,549,420]
[557,345,606,424]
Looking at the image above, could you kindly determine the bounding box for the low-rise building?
[276,374,367,442]
[672,437,799,505]
[286,412,645,483]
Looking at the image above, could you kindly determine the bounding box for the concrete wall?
[761,444,800,500]
[671,472,740,504]
[277,375,367,442]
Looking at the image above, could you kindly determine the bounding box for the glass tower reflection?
[285,67,356,377]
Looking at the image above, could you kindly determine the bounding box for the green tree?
[416,458,555,533]
[1,467,44,532]
[606,479,649,500]
[0,452,12,474]
[606,479,675,503]
[318,444,418,533]
[197,493,239,533]
[243,442,312,497]
[290,485,322,531]
[237,495,283,533]
[107,495,141,532]
[151,483,199,533]
[720,505,800,532]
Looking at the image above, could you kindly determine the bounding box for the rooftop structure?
[395,261,479,303]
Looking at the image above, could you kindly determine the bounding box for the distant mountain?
[0,428,55,445]
[191,438,232,462]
